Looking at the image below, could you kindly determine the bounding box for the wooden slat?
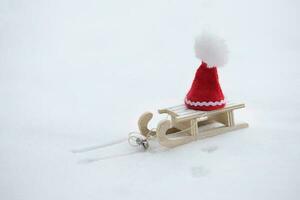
[177,110,205,118]
[176,109,199,115]
[159,105,186,116]
[169,105,187,112]
[166,104,185,110]
[174,107,189,114]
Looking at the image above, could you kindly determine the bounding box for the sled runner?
[137,103,248,148]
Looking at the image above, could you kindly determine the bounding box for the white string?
[71,138,127,153]
[77,151,144,164]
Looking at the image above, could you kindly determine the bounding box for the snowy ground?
[1,0,300,199]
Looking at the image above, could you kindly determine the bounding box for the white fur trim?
[194,31,228,68]
[185,98,226,107]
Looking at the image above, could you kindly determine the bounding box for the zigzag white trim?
[185,98,226,107]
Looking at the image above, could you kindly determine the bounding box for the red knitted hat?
[185,32,228,111]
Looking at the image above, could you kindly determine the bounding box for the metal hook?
[128,132,149,150]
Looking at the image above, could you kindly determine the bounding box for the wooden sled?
[137,103,248,148]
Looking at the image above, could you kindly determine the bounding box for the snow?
[0,0,300,199]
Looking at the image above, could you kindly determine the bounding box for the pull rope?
[71,138,127,153]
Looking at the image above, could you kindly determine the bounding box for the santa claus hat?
[185,32,228,111]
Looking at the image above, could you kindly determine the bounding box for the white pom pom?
[194,32,228,68]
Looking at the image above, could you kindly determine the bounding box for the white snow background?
[1,0,300,199]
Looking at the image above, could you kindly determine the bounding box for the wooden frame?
[138,103,248,148]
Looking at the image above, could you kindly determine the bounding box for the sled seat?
[159,102,245,123]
